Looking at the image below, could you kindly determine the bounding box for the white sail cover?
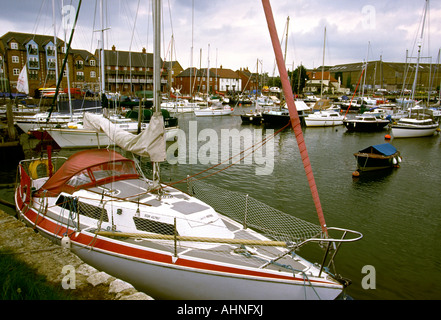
[83,112,166,162]
[17,66,29,94]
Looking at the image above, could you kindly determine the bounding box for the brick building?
[328,60,441,94]
[175,66,241,95]
[0,32,99,97]
[99,45,170,95]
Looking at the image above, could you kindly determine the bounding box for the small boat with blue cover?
[354,143,401,172]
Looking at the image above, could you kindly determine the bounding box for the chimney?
[142,47,146,53]
[112,45,116,51]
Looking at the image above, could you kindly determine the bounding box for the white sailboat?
[304,110,344,127]
[15,0,362,300]
[391,0,440,138]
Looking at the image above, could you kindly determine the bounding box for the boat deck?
[85,180,313,276]
[93,216,311,276]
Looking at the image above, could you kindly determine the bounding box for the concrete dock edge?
[0,209,154,300]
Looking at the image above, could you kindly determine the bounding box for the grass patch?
[0,250,74,300]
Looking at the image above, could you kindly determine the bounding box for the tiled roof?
[0,31,65,51]
[100,49,155,68]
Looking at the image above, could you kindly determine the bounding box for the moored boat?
[15,147,362,299]
[354,143,401,172]
[304,110,344,127]
[194,103,233,116]
[343,115,390,132]
[240,111,263,124]
[390,117,439,138]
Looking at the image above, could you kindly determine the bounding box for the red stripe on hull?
[15,192,336,287]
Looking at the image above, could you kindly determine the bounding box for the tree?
[290,65,307,95]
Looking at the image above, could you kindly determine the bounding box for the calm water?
[1,106,440,300]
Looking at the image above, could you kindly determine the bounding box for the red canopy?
[35,149,138,197]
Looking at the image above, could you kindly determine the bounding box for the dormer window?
[10,42,18,50]
[46,46,55,56]
[28,44,38,55]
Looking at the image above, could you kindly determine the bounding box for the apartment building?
[0,32,99,97]
[99,45,170,95]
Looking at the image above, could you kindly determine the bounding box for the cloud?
[1,0,440,75]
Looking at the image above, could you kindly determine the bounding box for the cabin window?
[56,195,109,222]
[88,161,137,181]
[133,217,176,235]
[66,169,92,187]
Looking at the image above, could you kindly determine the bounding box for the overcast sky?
[1,0,440,75]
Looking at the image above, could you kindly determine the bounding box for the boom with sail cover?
[82,112,166,162]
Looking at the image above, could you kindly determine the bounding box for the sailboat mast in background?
[152,0,162,189]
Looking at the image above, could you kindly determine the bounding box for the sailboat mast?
[152,0,162,187]
[52,0,59,84]
[411,0,429,105]
[261,0,328,235]
[320,27,326,99]
[100,0,106,96]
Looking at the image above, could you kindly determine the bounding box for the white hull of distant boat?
[161,100,200,113]
[391,118,439,138]
[41,113,178,148]
[15,149,358,300]
[45,126,178,148]
[15,112,83,133]
[194,105,233,116]
[305,111,344,127]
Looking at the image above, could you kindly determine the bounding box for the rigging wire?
[147,121,291,194]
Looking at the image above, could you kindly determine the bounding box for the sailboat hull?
[15,208,342,300]
[40,126,179,148]
[15,156,344,301]
[391,124,438,138]
[74,243,341,300]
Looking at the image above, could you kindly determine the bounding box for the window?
[47,58,56,69]
[46,70,55,80]
[10,42,18,50]
[90,71,96,78]
[28,44,38,55]
[133,217,176,235]
[75,60,84,69]
[76,71,84,81]
[12,56,19,63]
[55,195,109,222]
[29,70,39,80]
[89,60,96,66]
[46,46,55,56]
[28,57,39,69]
[13,68,20,75]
